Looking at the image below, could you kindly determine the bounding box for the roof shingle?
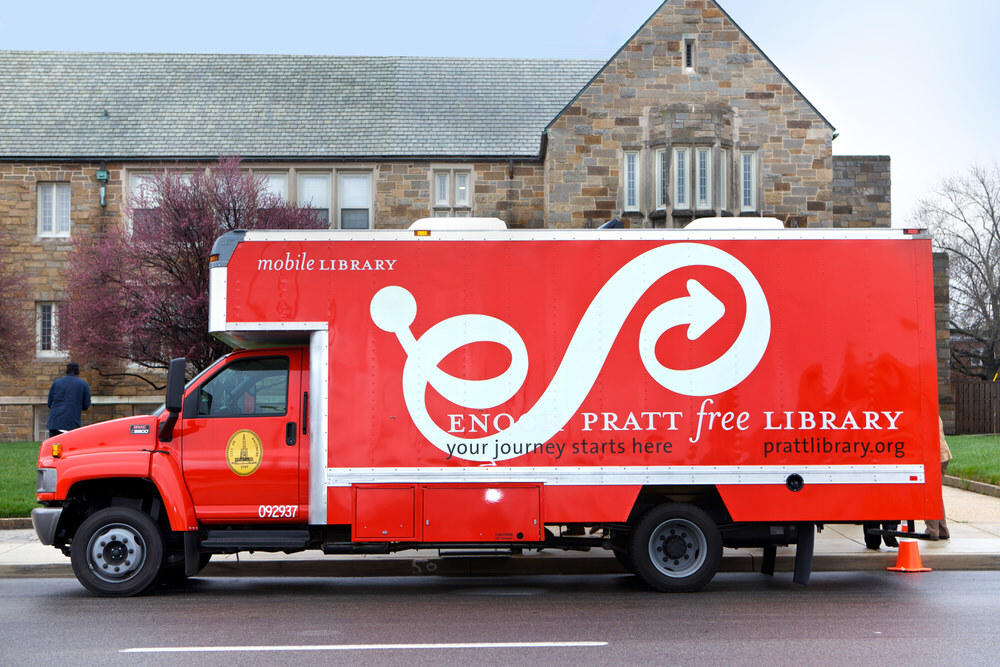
[0,52,603,160]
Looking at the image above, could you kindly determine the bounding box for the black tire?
[612,547,635,573]
[70,507,165,597]
[629,502,722,592]
[610,529,635,573]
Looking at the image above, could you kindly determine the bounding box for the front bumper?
[31,507,63,546]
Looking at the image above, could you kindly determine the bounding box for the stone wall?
[376,161,546,230]
[832,156,891,227]
[545,0,835,229]
[934,252,954,433]
[0,162,163,440]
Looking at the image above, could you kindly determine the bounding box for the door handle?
[285,421,297,446]
[301,391,308,435]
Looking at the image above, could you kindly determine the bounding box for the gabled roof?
[546,0,834,133]
[0,51,602,160]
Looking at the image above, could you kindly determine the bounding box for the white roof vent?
[685,216,785,230]
[409,217,508,231]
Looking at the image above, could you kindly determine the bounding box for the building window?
[36,302,64,356]
[456,172,470,208]
[624,151,639,211]
[338,172,371,229]
[696,148,712,210]
[129,173,156,205]
[720,149,729,212]
[432,169,472,217]
[37,183,71,237]
[434,172,450,208]
[683,36,696,70]
[673,148,690,210]
[297,173,331,226]
[259,172,288,202]
[655,148,667,209]
[127,172,158,235]
[741,151,757,212]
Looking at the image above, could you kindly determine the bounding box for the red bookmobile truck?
[33,218,943,596]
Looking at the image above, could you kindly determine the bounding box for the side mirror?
[158,358,186,443]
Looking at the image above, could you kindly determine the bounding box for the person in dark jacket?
[47,362,91,437]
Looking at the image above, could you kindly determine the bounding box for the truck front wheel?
[630,503,722,592]
[70,507,165,597]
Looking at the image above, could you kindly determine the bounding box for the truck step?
[201,529,310,551]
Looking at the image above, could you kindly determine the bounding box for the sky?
[3,0,998,226]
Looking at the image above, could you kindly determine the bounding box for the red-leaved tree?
[64,157,325,385]
[0,241,34,376]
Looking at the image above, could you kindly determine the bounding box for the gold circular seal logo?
[226,429,263,476]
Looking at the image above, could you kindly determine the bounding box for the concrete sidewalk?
[3,485,999,580]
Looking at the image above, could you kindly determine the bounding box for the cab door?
[179,349,307,523]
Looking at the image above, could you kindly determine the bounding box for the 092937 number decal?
[258,505,298,519]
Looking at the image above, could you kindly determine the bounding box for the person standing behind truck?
[925,416,952,540]
[47,362,91,438]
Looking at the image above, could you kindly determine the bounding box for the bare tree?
[63,157,325,384]
[916,163,1000,380]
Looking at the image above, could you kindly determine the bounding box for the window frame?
[683,36,697,70]
[655,148,668,210]
[720,148,729,212]
[672,147,690,211]
[624,150,640,212]
[297,172,331,227]
[741,150,757,212]
[337,171,373,230]
[695,147,712,210]
[257,171,289,203]
[431,167,473,217]
[37,182,71,237]
[36,301,65,357]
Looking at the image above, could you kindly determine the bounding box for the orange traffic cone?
[887,522,931,573]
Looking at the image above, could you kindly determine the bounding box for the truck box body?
[34,223,943,595]
[210,227,941,528]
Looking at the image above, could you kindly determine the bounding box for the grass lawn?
[947,434,1000,487]
[0,442,40,518]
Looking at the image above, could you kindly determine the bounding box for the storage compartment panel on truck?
[32,220,943,596]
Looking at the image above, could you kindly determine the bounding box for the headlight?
[36,468,57,494]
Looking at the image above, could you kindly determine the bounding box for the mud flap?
[184,531,200,577]
[761,544,777,576]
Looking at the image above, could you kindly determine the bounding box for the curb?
[944,475,1000,499]
[0,518,31,530]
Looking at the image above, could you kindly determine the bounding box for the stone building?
[0,0,903,440]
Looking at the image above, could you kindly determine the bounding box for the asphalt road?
[3,572,1000,665]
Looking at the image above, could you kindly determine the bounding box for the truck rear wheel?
[70,507,165,597]
[630,503,722,592]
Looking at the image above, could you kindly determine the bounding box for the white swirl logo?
[370,243,770,461]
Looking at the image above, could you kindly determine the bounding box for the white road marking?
[122,641,607,653]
